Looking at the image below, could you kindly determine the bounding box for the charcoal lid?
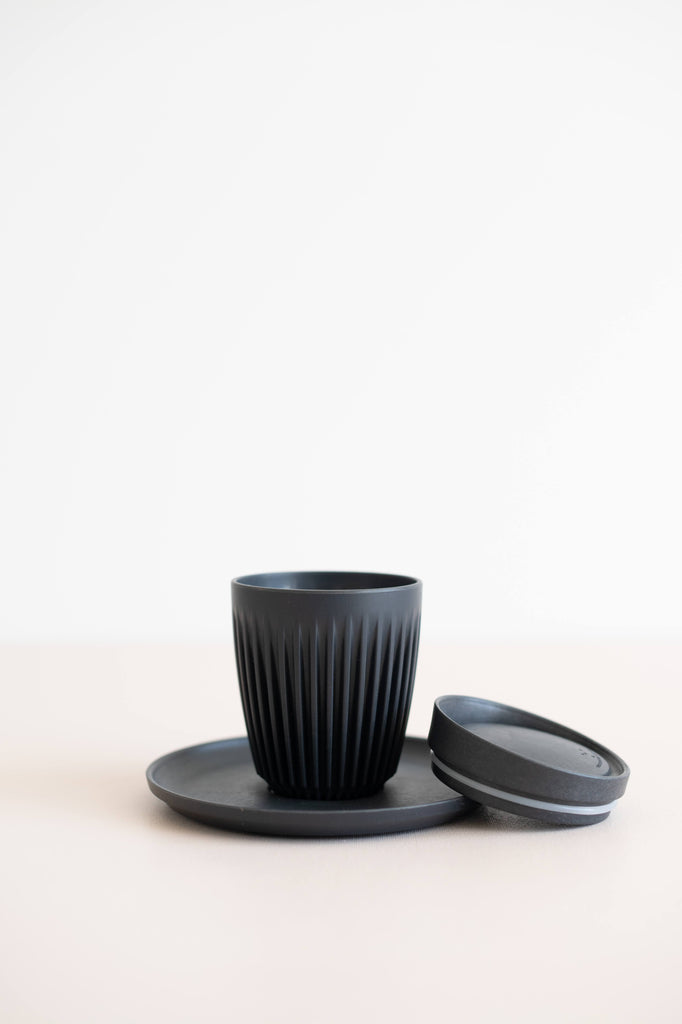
[428,695,630,825]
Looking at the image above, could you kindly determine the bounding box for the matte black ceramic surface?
[147,736,473,837]
[232,572,422,799]
[429,695,630,825]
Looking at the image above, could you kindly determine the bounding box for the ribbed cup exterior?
[232,575,422,800]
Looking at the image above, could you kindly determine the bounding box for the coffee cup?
[232,572,422,799]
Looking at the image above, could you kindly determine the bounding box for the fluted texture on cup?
[233,608,421,799]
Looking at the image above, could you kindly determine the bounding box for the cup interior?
[233,571,418,592]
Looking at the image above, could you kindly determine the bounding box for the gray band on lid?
[431,753,620,816]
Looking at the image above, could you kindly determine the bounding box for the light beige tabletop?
[1,642,679,1024]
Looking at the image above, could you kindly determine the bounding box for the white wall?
[1,0,681,641]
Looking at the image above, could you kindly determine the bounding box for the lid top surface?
[466,722,613,776]
[434,694,628,781]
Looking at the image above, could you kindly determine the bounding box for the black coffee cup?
[231,572,422,799]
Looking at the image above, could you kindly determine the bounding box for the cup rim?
[232,571,421,595]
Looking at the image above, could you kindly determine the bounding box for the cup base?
[266,780,387,801]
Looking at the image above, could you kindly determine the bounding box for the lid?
[428,695,630,825]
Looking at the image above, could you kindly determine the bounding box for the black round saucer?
[147,736,473,837]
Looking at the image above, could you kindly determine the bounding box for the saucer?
[146,736,473,837]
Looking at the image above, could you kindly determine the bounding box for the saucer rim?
[147,735,473,837]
